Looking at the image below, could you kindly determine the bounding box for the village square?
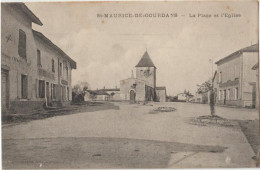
[1,2,260,169]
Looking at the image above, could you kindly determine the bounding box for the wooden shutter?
[35,79,38,98]
[21,75,28,99]
[18,30,26,59]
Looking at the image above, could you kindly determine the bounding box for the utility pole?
[209,58,214,82]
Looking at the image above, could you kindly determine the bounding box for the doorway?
[130,90,136,103]
[1,69,9,112]
[252,83,256,108]
[46,82,50,106]
[224,90,226,105]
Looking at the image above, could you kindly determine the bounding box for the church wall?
[156,89,166,102]
[120,78,146,101]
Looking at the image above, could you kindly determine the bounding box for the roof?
[252,62,259,70]
[102,88,120,91]
[95,90,109,95]
[9,3,43,26]
[135,51,156,68]
[215,44,259,65]
[156,86,166,90]
[86,90,97,95]
[33,30,77,69]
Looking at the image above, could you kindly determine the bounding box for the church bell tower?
[135,51,156,88]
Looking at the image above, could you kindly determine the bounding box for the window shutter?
[35,79,38,98]
[28,76,32,99]
[18,30,26,59]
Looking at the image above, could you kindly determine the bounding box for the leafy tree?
[197,79,215,116]
[196,79,213,94]
[72,81,90,103]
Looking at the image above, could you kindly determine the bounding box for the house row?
[84,87,121,101]
[213,44,259,109]
[1,3,77,115]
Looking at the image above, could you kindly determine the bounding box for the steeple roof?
[135,51,156,68]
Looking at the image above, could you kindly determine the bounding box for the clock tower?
[135,51,156,88]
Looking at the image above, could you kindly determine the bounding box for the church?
[120,51,167,102]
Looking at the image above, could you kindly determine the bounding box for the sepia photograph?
[1,0,260,169]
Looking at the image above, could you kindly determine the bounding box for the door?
[252,84,256,108]
[1,70,8,111]
[46,82,50,105]
[224,90,226,105]
[130,90,135,103]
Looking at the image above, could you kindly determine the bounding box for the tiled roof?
[135,51,156,68]
[102,88,120,91]
[33,30,77,69]
[156,86,166,90]
[95,90,109,95]
[215,44,259,65]
[10,3,43,25]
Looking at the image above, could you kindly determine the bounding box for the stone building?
[214,44,258,108]
[120,51,166,102]
[252,62,259,109]
[33,30,76,107]
[84,88,121,101]
[1,3,76,114]
[155,87,167,102]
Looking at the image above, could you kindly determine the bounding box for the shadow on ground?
[2,102,119,126]
[2,137,227,169]
[185,115,259,158]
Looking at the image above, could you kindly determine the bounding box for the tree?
[72,81,90,103]
[197,79,215,116]
[196,79,213,94]
[72,85,81,94]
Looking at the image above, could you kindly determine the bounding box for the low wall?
[9,100,45,114]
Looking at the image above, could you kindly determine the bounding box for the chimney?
[104,86,105,89]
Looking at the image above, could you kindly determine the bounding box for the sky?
[26,1,258,96]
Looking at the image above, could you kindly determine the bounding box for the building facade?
[84,88,121,101]
[252,62,259,109]
[33,30,76,107]
[120,51,166,102]
[1,3,76,114]
[214,44,258,108]
[155,87,167,102]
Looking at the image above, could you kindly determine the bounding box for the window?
[39,80,45,98]
[234,87,238,100]
[37,49,41,67]
[65,66,69,80]
[51,84,53,99]
[227,89,230,100]
[219,90,221,100]
[52,59,55,72]
[218,72,222,83]
[51,84,56,100]
[18,29,26,59]
[21,75,28,99]
[53,84,56,99]
[62,86,66,101]
[67,87,69,101]
[59,63,63,77]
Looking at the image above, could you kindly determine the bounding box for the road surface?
[2,102,258,168]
